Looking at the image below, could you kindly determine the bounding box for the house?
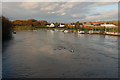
[71,24,75,27]
[59,24,65,28]
[47,23,55,28]
[100,24,117,28]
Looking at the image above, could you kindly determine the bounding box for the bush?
[1,16,13,41]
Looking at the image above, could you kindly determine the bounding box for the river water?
[2,30,119,78]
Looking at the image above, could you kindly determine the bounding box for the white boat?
[64,30,69,33]
[88,30,94,34]
[13,31,16,34]
[54,29,59,31]
[105,31,118,35]
[49,30,54,33]
[77,31,85,34]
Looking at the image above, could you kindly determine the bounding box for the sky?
[2,2,118,22]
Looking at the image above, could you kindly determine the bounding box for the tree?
[54,22,59,28]
[28,19,37,22]
[75,21,80,29]
[1,16,13,41]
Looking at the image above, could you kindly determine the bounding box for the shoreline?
[13,29,120,36]
[3,29,118,78]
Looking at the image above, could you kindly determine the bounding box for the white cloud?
[41,3,58,11]
[60,2,78,8]
[2,0,120,2]
[48,11,55,14]
[0,3,2,16]
[90,2,117,7]
[20,2,39,10]
[53,2,79,16]
[2,2,118,22]
[39,3,67,15]
[71,14,80,17]
[61,12,66,15]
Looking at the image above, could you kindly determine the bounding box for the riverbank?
[14,28,120,36]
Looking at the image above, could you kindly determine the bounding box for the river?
[2,30,119,78]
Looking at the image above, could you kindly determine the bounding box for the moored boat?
[64,30,69,33]
[77,31,85,34]
[13,31,16,34]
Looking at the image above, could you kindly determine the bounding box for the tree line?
[1,16,13,41]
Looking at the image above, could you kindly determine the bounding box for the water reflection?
[3,30,118,78]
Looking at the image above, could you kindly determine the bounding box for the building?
[47,23,55,28]
[59,24,65,28]
[100,24,117,28]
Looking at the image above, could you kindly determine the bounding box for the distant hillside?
[11,19,119,26]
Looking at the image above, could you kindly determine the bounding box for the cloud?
[89,2,117,7]
[41,5,55,11]
[48,11,55,14]
[0,3,1,16]
[61,12,66,15]
[60,2,79,8]
[2,0,120,2]
[84,9,118,21]
[54,2,80,16]
[20,2,39,10]
[41,3,59,11]
[2,2,118,22]
[71,14,80,17]
[37,3,67,15]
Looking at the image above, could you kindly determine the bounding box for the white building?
[47,23,55,27]
[100,24,117,28]
[71,24,75,26]
[47,25,50,27]
[59,24,65,28]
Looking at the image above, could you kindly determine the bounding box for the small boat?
[64,30,69,33]
[13,31,16,34]
[88,30,94,34]
[50,30,54,33]
[77,31,85,34]
[54,29,59,31]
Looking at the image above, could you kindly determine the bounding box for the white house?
[50,23,55,27]
[47,25,50,27]
[59,24,65,28]
[71,24,75,26]
[47,23,55,27]
[100,24,117,28]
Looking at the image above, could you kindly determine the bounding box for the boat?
[88,30,94,34]
[77,31,85,34]
[13,31,16,34]
[64,30,69,33]
[54,29,59,32]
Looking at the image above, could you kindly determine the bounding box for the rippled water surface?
[3,30,119,78]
